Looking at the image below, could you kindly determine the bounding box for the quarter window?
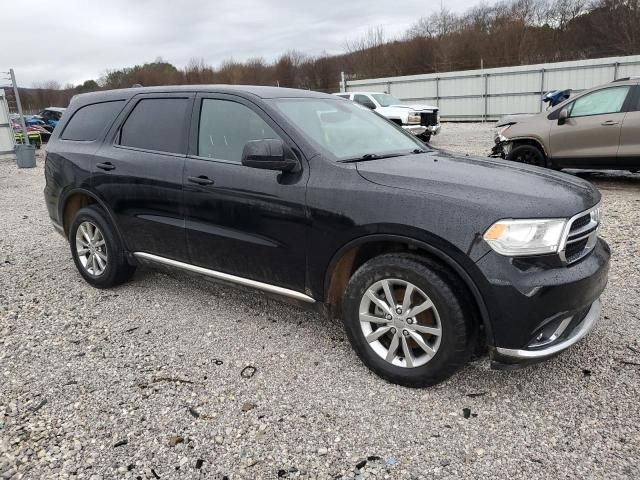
[119,98,190,154]
[61,101,124,141]
[569,87,630,117]
[198,99,279,162]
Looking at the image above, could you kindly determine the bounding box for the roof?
[71,85,335,106]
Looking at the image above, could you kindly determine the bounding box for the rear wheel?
[507,144,546,168]
[342,254,472,387]
[69,205,136,288]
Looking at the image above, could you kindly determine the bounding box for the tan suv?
[492,78,640,172]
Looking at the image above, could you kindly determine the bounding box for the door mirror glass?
[241,139,298,172]
[558,108,568,125]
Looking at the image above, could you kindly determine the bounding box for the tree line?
[16,0,640,112]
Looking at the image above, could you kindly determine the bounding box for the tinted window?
[353,94,376,109]
[569,86,630,117]
[119,98,190,154]
[198,99,279,162]
[61,101,124,141]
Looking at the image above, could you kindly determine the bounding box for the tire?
[342,253,473,387]
[507,144,546,168]
[69,205,136,288]
[418,133,432,143]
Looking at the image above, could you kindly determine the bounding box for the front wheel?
[342,254,472,387]
[418,133,432,143]
[507,144,546,168]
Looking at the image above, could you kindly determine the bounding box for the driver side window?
[353,95,376,110]
[198,99,280,162]
[569,86,630,118]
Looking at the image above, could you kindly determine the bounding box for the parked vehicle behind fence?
[334,91,441,143]
[492,77,640,172]
[44,86,609,387]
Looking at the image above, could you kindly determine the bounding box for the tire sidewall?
[507,144,546,168]
[69,206,122,288]
[342,255,470,386]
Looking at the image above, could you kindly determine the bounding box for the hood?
[356,149,599,219]
[384,104,438,112]
[496,113,539,126]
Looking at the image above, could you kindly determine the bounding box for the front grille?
[570,213,591,232]
[564,237,589,262]
[420,111,438,127]
[561,206,600,264]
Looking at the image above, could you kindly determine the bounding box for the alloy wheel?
[75,221,108,276]
[359,278,442,368]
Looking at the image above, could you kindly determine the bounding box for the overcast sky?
[2,0,495,87]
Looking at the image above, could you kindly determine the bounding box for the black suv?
[44,86,610,387]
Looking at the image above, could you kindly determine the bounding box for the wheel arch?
[509,136,548,158]
[323,233,494,346]
[59,188,128,250]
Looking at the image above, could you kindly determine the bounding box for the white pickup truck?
[335,92,441,142]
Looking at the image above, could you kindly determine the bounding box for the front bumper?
[490,135,511,158]
[492,299,600,366]
[476,238,610,367]
[402,125,427,136]
[403,123,441,137]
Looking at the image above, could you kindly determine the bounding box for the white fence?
[342,55,640,121]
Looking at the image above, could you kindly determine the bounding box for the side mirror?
[558,108,569,125]
[241,139,298,172]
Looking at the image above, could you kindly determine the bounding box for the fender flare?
[59,187,129,250]
[507,136,549,158]
[323,233,494,345]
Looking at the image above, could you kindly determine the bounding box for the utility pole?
[9,70,29,145]
[9,69,36,168]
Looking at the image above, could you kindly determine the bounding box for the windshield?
[271,98,423,161]
[371,93,402,107]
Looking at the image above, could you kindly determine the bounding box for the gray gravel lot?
[1,124,639,479]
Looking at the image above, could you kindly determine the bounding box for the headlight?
[483,218,567,256]
[494,124,513,142]
[407,113,421,124]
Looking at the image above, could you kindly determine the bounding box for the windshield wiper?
[337,153,405,164]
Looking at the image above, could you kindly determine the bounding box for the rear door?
[549,85,633,168]
[183,93,309,291]
[92,93,194,260]
[617,84,640,168]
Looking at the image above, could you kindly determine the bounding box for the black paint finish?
[44,85,610,354]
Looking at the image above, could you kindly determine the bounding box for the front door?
[617,85,640,168]
[92,93,194,260]
[549,85,632,168]
[183,94,309,292]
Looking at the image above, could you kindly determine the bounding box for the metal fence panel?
[0,90,15,154]
[344,55,640,121]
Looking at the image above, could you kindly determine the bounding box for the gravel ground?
[1,125,639,479]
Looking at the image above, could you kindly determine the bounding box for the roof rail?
[612,76,640,82]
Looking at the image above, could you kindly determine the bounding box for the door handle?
[187,175,215,186]
[96,162,116,171]
[601,120,619,126]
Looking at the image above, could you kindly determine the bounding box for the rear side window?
[198,99,279,162]
[60,101,124,141]
[119,98,190,154]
